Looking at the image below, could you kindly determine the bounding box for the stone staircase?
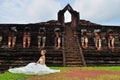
[64,25,85,67]
[0,46,63,73]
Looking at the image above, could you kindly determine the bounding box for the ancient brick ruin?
[0,4,120,72]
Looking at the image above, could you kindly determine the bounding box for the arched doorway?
[64,10,71,23]
[58,4,80,29]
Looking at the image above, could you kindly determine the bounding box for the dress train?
[8,62,60,75]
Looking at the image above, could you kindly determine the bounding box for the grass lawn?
[0,66,120,80]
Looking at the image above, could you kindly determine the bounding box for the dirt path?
[27,70,120,80]
[64,70,120,80]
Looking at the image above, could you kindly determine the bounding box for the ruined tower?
[58,4,80,30]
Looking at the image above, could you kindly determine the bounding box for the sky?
[0,0,120,26]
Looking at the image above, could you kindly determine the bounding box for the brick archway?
[58,4,80,29]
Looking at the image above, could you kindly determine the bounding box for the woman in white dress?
[8,50,60,75]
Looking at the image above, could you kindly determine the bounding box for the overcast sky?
[0,0,120,26]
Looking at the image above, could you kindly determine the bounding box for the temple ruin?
[0,4,120,72]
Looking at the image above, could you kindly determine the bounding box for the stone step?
[64,26,83,67]
[66,61,82,65]
[87,64,120,66]
[65,59,82,64]
[66,56,81,59]
[85,60,120,63]
[66,64,83,67]
[66,52,80,55]
[83,49,120,66]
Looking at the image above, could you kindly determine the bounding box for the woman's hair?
[41,49,47,54]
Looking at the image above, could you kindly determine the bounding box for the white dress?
[8,58,60,75]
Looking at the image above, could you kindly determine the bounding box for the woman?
[8,50,60,75]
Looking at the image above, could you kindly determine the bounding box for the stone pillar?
[58,10,65,27]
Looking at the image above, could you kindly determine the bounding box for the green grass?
[80,66,120,71]
[51,66,120,71]
[0,66,120,80]
[0,72,33,80]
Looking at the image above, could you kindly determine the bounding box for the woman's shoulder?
[41,55,45,58]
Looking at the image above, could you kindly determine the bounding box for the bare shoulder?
[41,56,45,59]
